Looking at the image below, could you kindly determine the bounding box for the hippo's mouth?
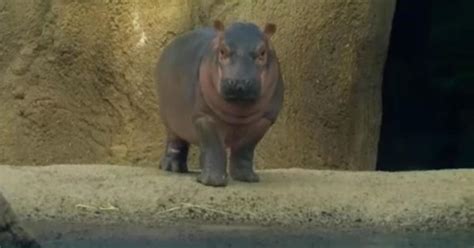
[222,91,259,103]
[220,79,261,103]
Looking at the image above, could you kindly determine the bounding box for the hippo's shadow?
[159,169,201,176]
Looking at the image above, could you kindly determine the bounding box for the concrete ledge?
[0,165,473,233]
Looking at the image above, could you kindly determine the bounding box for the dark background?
[377,0,474,170]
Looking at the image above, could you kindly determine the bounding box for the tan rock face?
[0,0,396,170]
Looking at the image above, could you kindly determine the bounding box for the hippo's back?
[156,27,215,102]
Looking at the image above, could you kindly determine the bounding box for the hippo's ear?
[263,23,276,38]
[213,20,225,32]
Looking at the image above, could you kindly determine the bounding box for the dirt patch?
[0,1,395,170]
[0,165,472,233]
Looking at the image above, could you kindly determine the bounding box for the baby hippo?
[155,20,284,187]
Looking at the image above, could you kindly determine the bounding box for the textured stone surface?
[1,165,473,232]
[0,1,194,166]
[0,0,396,170]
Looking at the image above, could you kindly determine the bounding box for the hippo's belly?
[158,81,199,145]
[165,109,198,144]
[156,29,216,145]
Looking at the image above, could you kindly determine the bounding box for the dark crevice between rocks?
[0,227,42,248]
[377,0,474,171]
[0,194,42,248]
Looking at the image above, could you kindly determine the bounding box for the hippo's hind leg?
[160,132,189,173]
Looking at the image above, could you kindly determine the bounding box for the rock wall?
[0,0,396,170]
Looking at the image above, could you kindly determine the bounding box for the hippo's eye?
[256,49,266,63]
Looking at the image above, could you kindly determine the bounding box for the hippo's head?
[212,20,276,103]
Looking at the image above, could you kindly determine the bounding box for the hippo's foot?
[197,170,228,187]
[160,155,188,173]
[230,145,260,183]
[230,167,260,182]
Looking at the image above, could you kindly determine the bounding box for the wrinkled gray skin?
[156,21,284,187]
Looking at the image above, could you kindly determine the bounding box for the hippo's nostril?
[236,83,244,91]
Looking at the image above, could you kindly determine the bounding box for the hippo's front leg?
[193,116,228,187]
[229,144,260,182]
[230,118,272,182]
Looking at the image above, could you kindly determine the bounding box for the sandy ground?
[0,165,473,235]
